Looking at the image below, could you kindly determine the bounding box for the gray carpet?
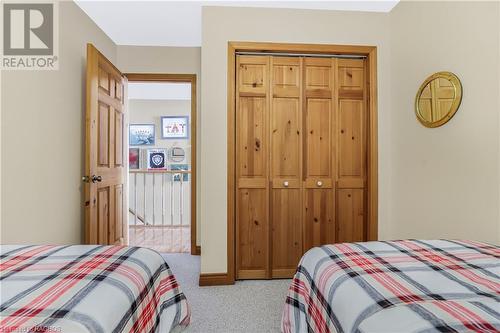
[162,253,291,333]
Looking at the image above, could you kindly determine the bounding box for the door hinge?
[82,176,90,183]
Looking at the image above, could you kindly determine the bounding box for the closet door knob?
[283,181,289,187]
[317,181,323,187]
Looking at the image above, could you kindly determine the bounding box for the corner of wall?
[387,0,500,244]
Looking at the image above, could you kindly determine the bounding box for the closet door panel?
[271,188,302,277]
[238,97,266,179]
[272,57,300,97]
[237,188,268,279]
[236,55,270,279]
[304,58,333,187]
[305,58,332,98]
[305,99,332,180]
[338,59,364,99]
[303,58,335,250]
[271,98,301,179]
[337,189,364,243]
[338,99,365,182]
[270,57,302,279]
[238,56,268,95]
[304,189,335,251]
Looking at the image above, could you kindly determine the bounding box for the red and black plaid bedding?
[282,240,500,333]
[0,245,190,333]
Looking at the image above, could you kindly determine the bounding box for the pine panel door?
[235,55,270,279]
[303,58,335,251]
[336,59,367,243]
[85,44,127,245]
[270,57,303,278]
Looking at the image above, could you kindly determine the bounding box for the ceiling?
[75,0,399,47]
[128,82,191,100]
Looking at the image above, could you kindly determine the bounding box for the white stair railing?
[128,170,190,251]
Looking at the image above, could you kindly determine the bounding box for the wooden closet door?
[270,57,303,278]
[336,59,366,243]
[235,55,270,279]
[303,58,335,251]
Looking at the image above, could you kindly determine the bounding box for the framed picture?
[129,124,155,146]
[170,164,189,181]
[161,116,189,139]
[169,146,186,162]
[129,148,140,169]
[147,149,168,170]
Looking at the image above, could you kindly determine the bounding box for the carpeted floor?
[162,253,291,333]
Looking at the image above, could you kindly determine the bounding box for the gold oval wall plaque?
[415,71,462,128]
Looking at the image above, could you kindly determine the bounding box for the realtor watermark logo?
[1,1,59,70]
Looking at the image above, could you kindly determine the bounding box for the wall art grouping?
[129,147,187,170]
[129,116,189,146]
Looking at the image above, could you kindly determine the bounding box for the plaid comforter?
[0,245,190,333]
[282,240,500,333]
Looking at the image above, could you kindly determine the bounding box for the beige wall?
[389,1,500,243]
[118,46,202,248]
[200,6,393,273]
[117,46,201,75]
[200,3,500,274]
[1,1,117,244]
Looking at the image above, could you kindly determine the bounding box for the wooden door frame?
[124,73,199,255]
[226,42,378,284]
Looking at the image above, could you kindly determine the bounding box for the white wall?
[117,46,202,248]
[200,6,392,273]
[389,1,500,243]
[1,1,117,244]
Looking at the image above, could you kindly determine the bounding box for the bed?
[282,239,500,333]
[0,245,190,333]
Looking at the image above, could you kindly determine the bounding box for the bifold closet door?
[235,56,270,279]
[336,59,366,243]
[303,58,335,251]
[235,54,369,280]
[270,57,303,278]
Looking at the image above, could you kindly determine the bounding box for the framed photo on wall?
[129,124,155,146]
[147,149,168,170]
[129,148,140,169]
[161,116,189,139]
[170,164,189,182]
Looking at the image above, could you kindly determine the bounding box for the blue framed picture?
[161,116,189,139]
[129,124,155,146]
[170,164,189,181]
[147,149,167,170]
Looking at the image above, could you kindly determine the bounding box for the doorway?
[126,74,197,254]
[84,45,198,255]
[227,42,378,283]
